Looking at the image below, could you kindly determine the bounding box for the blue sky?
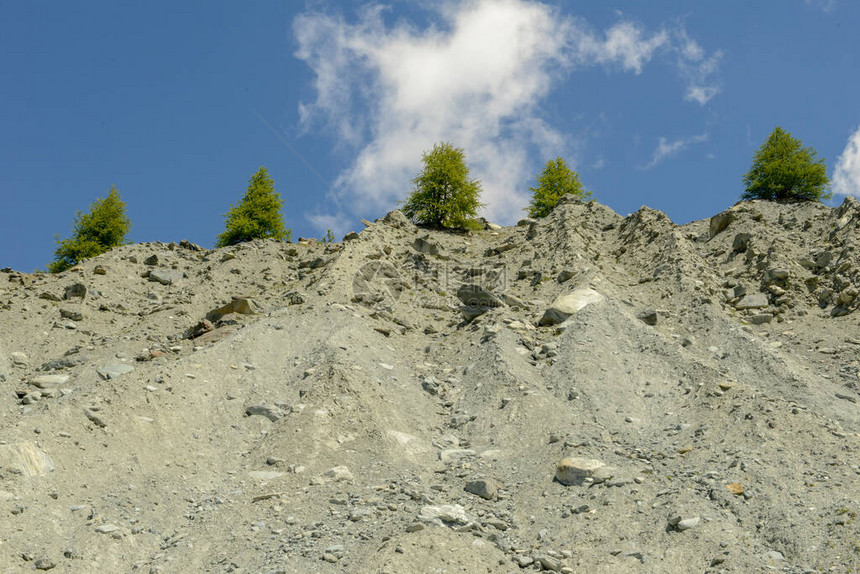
[2,1,860,272]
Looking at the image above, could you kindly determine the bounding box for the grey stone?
[732,232,751,252]
[83,409,107,428]
[94,524,119,534]
[709,210,734,238]
[517,218,537,227]
[413,236,440,256]
[42,355,88,370]
[143,254,159,266]
[765,268,790,282]
[637,310,658,326]
[831,306,852,318]
[734,294,768,310]
[343,231,360,241]
[97,364,135,380]
[60,308,84,321]
[750,313,773,325]
[148,268,183,285]
[39,291,62,301]
[34,558,56,570]
[349,507,373,522]
[457,285,504,321]
[540,289,605,326]
[526,221,539,240]
[246,404,287,422]
[63,283,87,299]
[557,270,576,283]
[464,478,499,500]
[381,209,412,229]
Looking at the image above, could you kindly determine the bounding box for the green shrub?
[49,186,130,273]
[402,142,484,230]
[527,157,591,218]
[742,126,831,202]
[216,166,291,247]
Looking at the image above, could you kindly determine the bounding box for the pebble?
[668,515,700,531]
[34,557,56,570]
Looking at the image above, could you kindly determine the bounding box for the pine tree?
[402,142,484,230]
[742,126,831,202]
[216,167,290,247]
[49,186,131,273]
[527,157,591,218]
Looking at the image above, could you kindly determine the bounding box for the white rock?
[29,374,70,389]
[540,289,605,326]
[419,504,471,527]
[556,457,605,486]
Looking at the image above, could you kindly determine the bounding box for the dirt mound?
[1,199,859,573]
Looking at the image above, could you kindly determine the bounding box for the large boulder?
[457,285,504,321]
[734,293,769,310]
[0,443,54,477]
[381,210,412,229]
[539,288,605,326]
[709,209,735,238]
[148,268,184,285]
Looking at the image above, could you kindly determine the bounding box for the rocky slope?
[1,197,860,573]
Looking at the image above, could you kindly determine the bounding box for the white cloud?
[573,21,668,74]
[644,132,709,169]
[294,1,721,227]
[833,125,860,197]
[806,0,837,12]
[674,28,722,105]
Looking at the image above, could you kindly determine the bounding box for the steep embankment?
[1,197,859,573]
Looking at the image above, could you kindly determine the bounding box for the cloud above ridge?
[294,1,721,228]
[645,132,709,169]
[833,125,860,197]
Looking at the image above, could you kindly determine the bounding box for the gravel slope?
[1,197,859,573]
